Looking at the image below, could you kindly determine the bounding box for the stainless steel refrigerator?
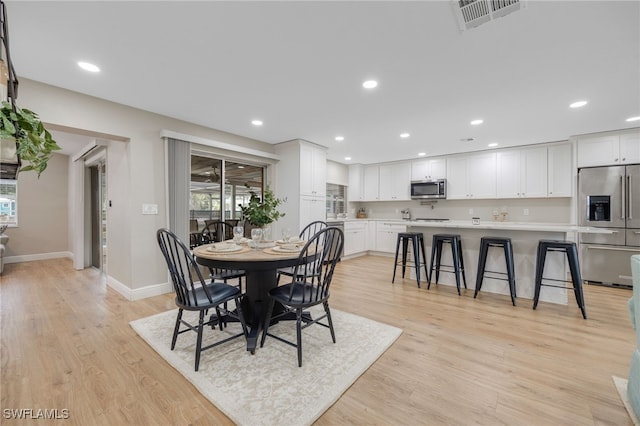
[578,164,640,287]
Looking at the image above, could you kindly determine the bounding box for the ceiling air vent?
[453,0,525,31]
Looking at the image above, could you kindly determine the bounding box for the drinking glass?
[233,226,244,243]
[281,228,291,243]
[250,228,262,250]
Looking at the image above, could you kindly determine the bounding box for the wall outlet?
[523,208,529,216]
[468,208,474,215]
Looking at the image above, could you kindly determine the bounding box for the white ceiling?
[6,1,640,164]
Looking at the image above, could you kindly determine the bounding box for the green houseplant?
[240,185,286,227]
[0,100,61,178]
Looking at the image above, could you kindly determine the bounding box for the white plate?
[272,245,301,253]
[207,244,242,253]
[276,239,305,245]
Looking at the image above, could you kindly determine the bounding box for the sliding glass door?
[189,154,264,243]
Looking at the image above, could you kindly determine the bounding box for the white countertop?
[343,218,613,234]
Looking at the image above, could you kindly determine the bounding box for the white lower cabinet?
[300,196,325,232]
[375,222,407,253]
[344,221,367,256]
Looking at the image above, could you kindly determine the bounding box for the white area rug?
[130,306,402,426]
[613,376,640,425]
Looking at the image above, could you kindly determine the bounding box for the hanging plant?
[240,185,286,227]
[0,1,60,179]
[0,101,60,177]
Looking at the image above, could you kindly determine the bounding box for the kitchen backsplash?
[348,197,572,223]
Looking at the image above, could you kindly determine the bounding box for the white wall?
[16,78,276,295]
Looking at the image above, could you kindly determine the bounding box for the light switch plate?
[142,203,158,215]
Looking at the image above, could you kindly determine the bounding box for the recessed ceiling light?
[488,143,499,147]
[418,152,426,156]
[470,119,483,125]
[335,136,344,141]
[362,80,378,89]
[570,100,588,108]
[344,156,352,161]
[626,116,640,122]
[400,133,410,138]
[77,61,100,73]
[251,119,263,126]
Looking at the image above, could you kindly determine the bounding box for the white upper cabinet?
[411,158,446,181]
[363,165,380,201]
[275,139,327,234]
[379,162,411,201]
[347,164,364,202]
[497,147,547,198]
[620,132,640,164]
[299,143,326,196]
[547,143,573,197]
[448,152,496,199]
[577,131,640,167]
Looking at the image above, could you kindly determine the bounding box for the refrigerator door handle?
[621,175,626,219]
[628,175,633,219]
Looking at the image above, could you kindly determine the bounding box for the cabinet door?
[299,196,325,232]
[466,153,496,199]
[411,159,430,181]
[366,221,376,250]
[312,148,327,196]
[548,143,572,197]
[521,147,548,198]
[429,159,447,179]
[411,158,446,181]
[577,135,620,167]
[344,229,366,255]
[446,156,468,199]
[347,164,364,201]
[379,162,411,201]
[620,132,640,164]
[363,165,380,201]
[496,150,521,198]
[300,144,326,196]
[375,223,406,253]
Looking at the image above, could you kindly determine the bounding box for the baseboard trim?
[107,275,172,301]
[4,251,73,264]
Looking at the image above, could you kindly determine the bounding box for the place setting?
[265,228,305,255]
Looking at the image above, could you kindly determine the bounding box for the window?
[189,155,264,223]
[0,179,17,226]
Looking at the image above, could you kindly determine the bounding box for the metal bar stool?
[428,234,467,295]
[392,232,428,288]
[474,236,516,306]
[533,239,587,319]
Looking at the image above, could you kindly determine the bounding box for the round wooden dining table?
[193,242,316,353]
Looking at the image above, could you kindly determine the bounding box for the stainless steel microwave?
[411,179,446,199]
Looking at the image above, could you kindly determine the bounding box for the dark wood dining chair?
[156,228,248,371]
[201,221,246,292]
[189,219,201,248]
[260,226,344,367]
[277,220,327,283]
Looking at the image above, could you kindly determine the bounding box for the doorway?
[87,160,107,271]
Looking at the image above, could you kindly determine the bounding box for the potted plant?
[0,100,61,178]
[240,185,286,240]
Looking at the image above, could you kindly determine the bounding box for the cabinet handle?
[623,158,626,162]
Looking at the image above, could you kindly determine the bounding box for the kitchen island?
[345,218,613,305]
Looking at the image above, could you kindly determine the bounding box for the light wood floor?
[1,256,635,425]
